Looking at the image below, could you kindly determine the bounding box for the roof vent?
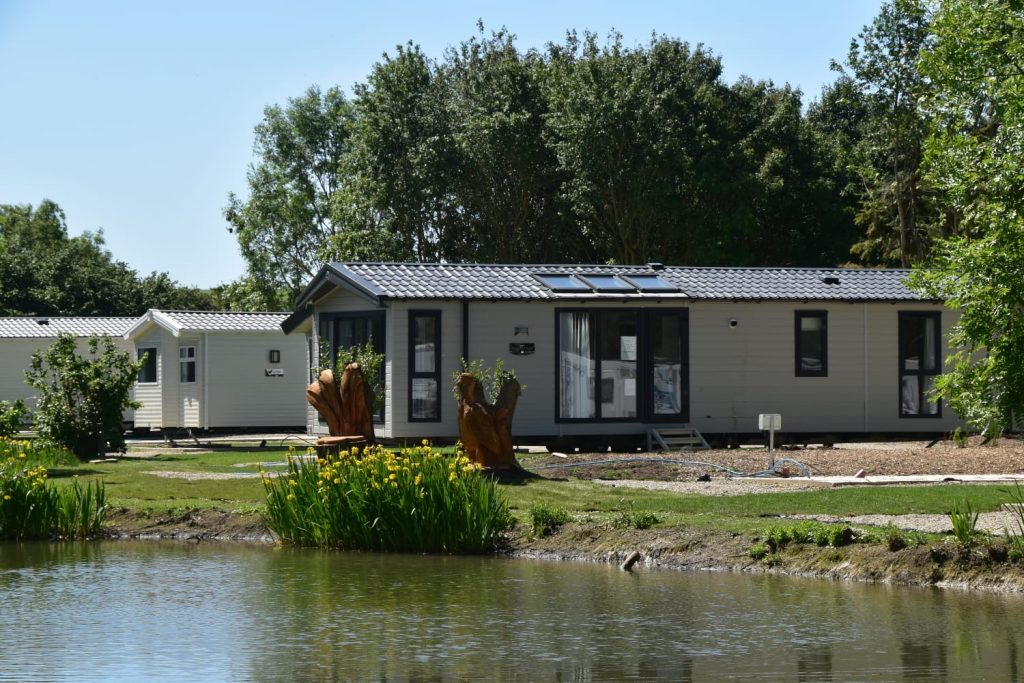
[647,262,665,271]
[35,318,49,325]
[822,276,841,285]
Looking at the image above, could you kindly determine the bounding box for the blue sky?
[0,1,881,289]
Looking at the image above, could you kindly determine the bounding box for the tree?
[910,0,1024,435]
[0,200,215,316]
[225,86,360,309]
[835,0,953,266]
[25,334,142,459]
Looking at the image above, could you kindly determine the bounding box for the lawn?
[42,448,1022,535]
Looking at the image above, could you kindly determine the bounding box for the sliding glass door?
[557,308,688,423]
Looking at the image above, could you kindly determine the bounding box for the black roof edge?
[281,304,313,335]
[293,263,384,310]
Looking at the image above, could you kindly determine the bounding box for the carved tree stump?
[306,363,376,446]
[456,372,521,469]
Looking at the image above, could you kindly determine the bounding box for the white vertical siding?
[133,328,164,428]
[204,332,308,428]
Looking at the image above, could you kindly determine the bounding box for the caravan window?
[409,311,441,422]
[899,312,941,417]
[179,346,196,383]
[795,311,828,377]
[137,348,157,383]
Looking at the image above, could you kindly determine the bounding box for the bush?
[612,503,659,530]
[529,502,571,537]
[0,400,27,438]
[0,454,106,540]
[262,443,515,553]
[764,521,858,551]
[747,542,770,561]
[949,499,980,546]
[25,334,141,459]
[0,438,78,469]
[320,339,386,414]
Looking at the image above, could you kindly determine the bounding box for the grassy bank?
[42,446,1024,590]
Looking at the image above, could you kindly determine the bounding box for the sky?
[0,0,882,289]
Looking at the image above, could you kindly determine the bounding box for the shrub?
[0,400,27,438]
[748,542,770,561]
[764,521,858,550]
[1008,537,1024,563]
[25,334,141,459]
[262,443,515,553]
[949,499,980,546]
[451,358,524,404]
[0,455,106,540]
[612,503,659,530]
[0,438,78,469]
[319,339,386,414]
[529,502,571,537]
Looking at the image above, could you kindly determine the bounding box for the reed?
[0,455,106,540]
[262,443,515,553]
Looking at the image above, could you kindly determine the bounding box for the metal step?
[647,427,711,451]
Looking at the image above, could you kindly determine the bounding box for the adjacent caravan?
[124,310,308,431]
[0,317,136,416]
[283,263,963,447]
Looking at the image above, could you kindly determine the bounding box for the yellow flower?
[448,472,457,482]
[390,481,398,488]
[288,479,297,487]
[421,439,429,446]
[286,494,296,501]
[389,473,397,481]
[3,495,10,501]
[414,474,422,486]
[333,478,341,484]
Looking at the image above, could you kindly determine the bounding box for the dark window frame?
[554,307,689,424]
[898,311,943,419]
[137,347,157,384]
[408,310,442,423]
[794,311,828,377]
[318,310,387,423]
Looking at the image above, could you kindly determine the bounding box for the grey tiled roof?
[0,317,136,338]
[155,310,291,333]
[326,263,926,302]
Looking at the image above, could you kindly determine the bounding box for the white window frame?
[179,346,197,384]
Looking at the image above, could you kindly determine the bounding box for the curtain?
[560,312,594,418]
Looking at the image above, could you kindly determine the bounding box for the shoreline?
[99,508,1024,595]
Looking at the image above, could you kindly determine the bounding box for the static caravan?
[124,310,308,431]
[283,263,962,448]
[0,317,136,416]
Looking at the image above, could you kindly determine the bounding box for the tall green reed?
[0,454,106,540]
[262,443,514,553]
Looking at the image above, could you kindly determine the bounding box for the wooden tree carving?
[456,372,521,469]
[306,362,375,444]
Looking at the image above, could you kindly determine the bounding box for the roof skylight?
[620,274,679,292]
[578,274,636,292]
[534,274,590,292]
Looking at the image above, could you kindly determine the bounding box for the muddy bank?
[101,509,1024,593]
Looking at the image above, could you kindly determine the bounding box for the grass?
[1,455,106,540]
[29,446,1024,546]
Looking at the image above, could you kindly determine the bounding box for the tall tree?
[225,86,358,309]
[835,0,949,266]
[440,26,575,262]
[911,0,1024,434]
[347,44,451,262]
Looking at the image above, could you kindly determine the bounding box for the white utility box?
[758,413,782,431]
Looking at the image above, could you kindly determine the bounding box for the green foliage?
[764,521,859,551]
[908,0,1024,435]
[25,334,142,460]
[0,456,106,540]
[451,358,521,404]
[318,339,386,414]
[747,542,770,561]
[262,443,514,553]
[0,200,215,316]
[611,502,659,530]
[0,400,27,438]
[528,502,571,537]
[949,499,980,546]
[0,437,78,469]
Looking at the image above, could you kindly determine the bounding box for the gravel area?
[593,478,830,496]
[791,512,1024,536]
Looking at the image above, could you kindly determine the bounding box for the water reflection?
[2,542,1024,681]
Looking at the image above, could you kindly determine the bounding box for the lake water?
[1,541,1023,681]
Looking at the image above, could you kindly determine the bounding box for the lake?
[1,541,1022,681]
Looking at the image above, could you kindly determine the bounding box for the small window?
[269,349,281,364]
[578,274,635,292]
[179,346,196,383]
[137,348,157,383]
[620,274,678,292]
[534,274,591,292]
[795,312,827,377]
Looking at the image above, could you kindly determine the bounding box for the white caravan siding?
[309,294,962,440]
[204,332,307,428]
[0,336,135,421]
